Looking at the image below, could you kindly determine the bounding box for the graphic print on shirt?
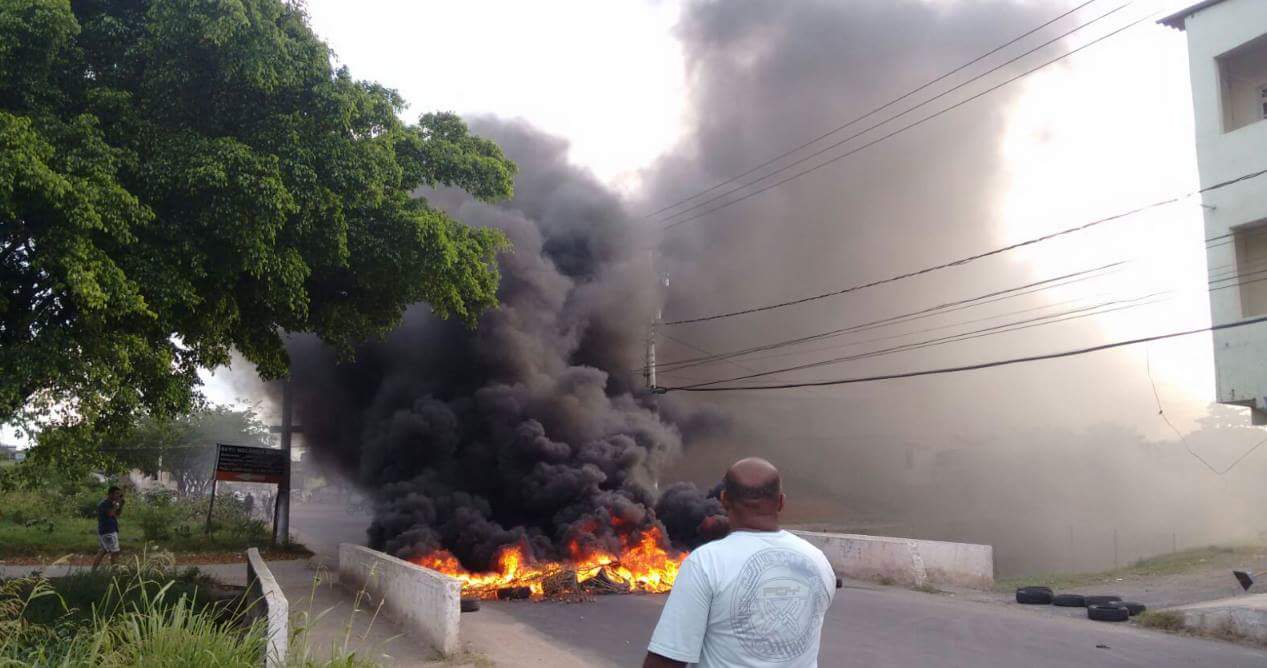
[729,548,830,661]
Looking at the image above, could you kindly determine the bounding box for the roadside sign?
[214,443,286,484]
[205,443,287,535]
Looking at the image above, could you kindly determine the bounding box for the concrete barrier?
[245,547,288,668]
[338,543,462,656]
[1174,593,1267,642]
[791,530,994,589]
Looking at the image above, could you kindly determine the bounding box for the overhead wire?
[663,266,1267,391]
[657,313,1267,393]
[660,3,1158,232]
[663,165,1267,326]
[639,0,1102,222]
[654,224,1267,374]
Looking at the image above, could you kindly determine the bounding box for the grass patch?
[912,582,945,595]
[3,552,379,666]
[1137,610,1186,632]
[995,544,1266,592]
[0,487,302,560]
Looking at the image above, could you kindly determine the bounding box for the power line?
[664,165,1267,326]
[658,313,1267,393]
[661,4,1156,231]
[654,262,1125,372]
[656,227,1267,373]
[666,265,1267,389]
[1144,345,1267,475]
[639,0,1102,222]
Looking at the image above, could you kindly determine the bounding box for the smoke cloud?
[282,0,1267,576]
[285,119,724,570]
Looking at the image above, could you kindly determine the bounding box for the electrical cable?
[639,0,1102,222]
[664,166,1267,326]
[661,4,1158,231]
[674,266,1267,390]
[657,313,1267,393]
[1144,345,1267,475]
[654,262,1126,372]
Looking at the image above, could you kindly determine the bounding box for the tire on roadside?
[1052,594,1086,607]
[1084,595,1123,607]
[1016,586,1054,605]
[1112,601,1146,616]
[1087,604,1130,622]
[460,598,481,613]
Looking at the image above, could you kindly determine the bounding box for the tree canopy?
[0,0,516,428]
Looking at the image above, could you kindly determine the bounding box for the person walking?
[91,485,125,570]
[644,458,836,667]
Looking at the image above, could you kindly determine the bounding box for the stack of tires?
[1015,587,1146,622]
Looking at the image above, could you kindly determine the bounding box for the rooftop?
[1158,0,1229,31]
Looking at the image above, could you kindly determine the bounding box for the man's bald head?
[724,457,781,502]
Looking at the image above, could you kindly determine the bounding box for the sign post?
[204,443,287,536]
[268,379,302,546]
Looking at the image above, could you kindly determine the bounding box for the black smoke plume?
[285,119,723,570]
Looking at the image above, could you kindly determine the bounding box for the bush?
[1,490,54,527]
[135,492,180,541]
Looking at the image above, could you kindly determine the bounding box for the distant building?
[1163,0,1267,423]
[0,444,17,460]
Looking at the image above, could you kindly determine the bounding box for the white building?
[1163,0,1267,423]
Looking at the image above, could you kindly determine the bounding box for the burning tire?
[1052,594,1086,607]
[1084,595,1122,607]
[1016,586,1054,604]
[460,598,480,613]
[1087,604,1129,622]
[1112,601,1146,616]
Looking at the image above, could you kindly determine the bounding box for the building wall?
[1183,0,1267,415]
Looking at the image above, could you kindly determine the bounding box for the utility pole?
[269,378,302,546]
[645,250,668,393]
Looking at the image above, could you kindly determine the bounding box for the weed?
[1136,610,1185,632]
[912,582,944,595]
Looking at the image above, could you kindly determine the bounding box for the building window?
[1217,35,1267,133]
[1235,223,1267,317]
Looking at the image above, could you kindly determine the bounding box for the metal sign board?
[213,443,286,484]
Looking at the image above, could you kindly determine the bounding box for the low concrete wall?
[791,530,994,589]
[1175,594,1267,642]
[246,547,288,668]
[338,543,462,656]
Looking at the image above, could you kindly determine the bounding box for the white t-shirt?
[648,529,836,667]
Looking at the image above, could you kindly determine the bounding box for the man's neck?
[731,520,780,533]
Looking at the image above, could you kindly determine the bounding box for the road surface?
[284,501,1267,666]
[481,583,1267,667]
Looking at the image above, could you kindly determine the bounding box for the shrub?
[1,491,54,527]
[135,492,178,541]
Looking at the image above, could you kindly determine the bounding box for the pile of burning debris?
[414,526,685,602]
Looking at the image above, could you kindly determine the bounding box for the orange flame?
[412,526,685,599]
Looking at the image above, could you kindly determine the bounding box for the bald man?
[644,458,836,667]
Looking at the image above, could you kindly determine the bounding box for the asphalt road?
[483,584,1267,667]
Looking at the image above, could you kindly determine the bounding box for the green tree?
[0,0,515,428]
[107,404,270,496]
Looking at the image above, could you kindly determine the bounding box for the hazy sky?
[194,0,1233,436]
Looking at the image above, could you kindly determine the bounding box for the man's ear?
[719,490,731,510]
[777,493,785,512]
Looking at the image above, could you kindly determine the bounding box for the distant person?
[92,486,125,569]
[644,458,836,668]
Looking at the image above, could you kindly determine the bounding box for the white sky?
[195,0,1243,439]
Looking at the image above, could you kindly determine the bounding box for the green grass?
[995,544,1266,593]
[1136,610,1186,632]
[0,487,311,560]
[0,516,308,559]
